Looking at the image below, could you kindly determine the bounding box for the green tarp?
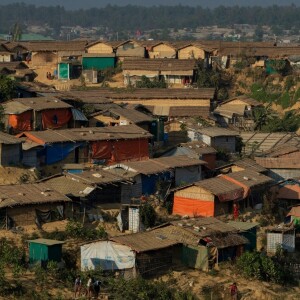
[82,57,115,70]
[59,63,69,79]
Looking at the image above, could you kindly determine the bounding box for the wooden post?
[5,208,7,230]
[82,203,86,225]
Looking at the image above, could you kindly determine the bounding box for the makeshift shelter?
[189,127,239,153]
[81,240,135,271]
[58,60,81,80]
[122,58,197,86]
[255,144,300,181]
[0,183,71,227]
[148,218,248,271]
[228,221,258,251]
[267,227,295,254]
[0,132,23,166]
[17,125,152,172]
[28,238,64,265]
[173,177,244,217]
[3,97,73,132]
[111,230,179,277]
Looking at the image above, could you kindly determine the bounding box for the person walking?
[74,275,82,299]
[87,275,94,299]
[230,282,238,300]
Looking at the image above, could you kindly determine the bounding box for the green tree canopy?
[0,75,16,102]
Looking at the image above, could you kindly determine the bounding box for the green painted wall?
[58,63,69,79]
[82,57,115,70]
[29,243,62,263]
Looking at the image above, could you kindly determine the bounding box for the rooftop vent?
[243,176,250,181]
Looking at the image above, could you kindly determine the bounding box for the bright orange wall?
[173,196,214,217]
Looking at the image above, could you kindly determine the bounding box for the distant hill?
[0,0,299,9]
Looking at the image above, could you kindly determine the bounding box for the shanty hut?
[217,158,268,175]
[146,41,177,59]
[18,125,152,175]
[110,230,179,277]
[0,132,23,166]
[122,58,187,85]
[85,41,115,55]
[255,144,300,181]
[177,43,212,60]
[28,238,64,265]
[81,240,135,273]
[88,106,153,131]
[228,221,259,251]
[214,95,263,130]
[0,43,13,62]
[148,218,248,270]
[122,58,197,86]
[189,127,239,153]
[173,176,244,217]
[161,141,217,170]
[0,183,71,227]
[3,97,73,132]
[115,40,145,61]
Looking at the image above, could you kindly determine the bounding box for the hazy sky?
[0,0,299,9]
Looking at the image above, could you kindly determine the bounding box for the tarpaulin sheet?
[42,109,72,129]
[8,111,32,131]
[81,241,135,271]
[91,139,149,163]
[173,196,214,217]
[221,175,250,199]
[111,139,149,163]
[91,141,112,159]
[46,142,82,164]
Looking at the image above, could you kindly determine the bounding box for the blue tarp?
[37,142,83,165]
[142,172,171,195]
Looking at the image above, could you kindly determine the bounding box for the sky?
[0,0,299,9]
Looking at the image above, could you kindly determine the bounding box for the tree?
[140,202,157,229]
[0,75,16,102]
[253,104,276,131]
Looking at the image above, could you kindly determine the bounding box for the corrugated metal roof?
[180,141,217,155]
[241,132,298,154]
[194,176,243,196]
[233,158,267,173]
[123,58,196,72]
[116,155,206,175]
[222,170,273,188]
[71,108,88,122]
[109,107,153,123]
[0,132,22,144]
[59,88,215,101]
[228,221,259,231]
[0,182,71,208]
[19,124,152,144]
[110,231,179,253]
[27,238,64,245]
[196,127,239,137]
[169,106,210,117]
[4,97,71,113]
[220,95,263,107]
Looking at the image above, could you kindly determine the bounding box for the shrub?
[237,251,290,284]
[140,203,157,229]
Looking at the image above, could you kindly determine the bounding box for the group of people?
[74,275,101,299]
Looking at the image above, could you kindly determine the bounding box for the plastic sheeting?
[221,175,250,199]
[8,111,32,131]
[91,139,149,163]
[173,196,214,217]
[45,142,82,164]
[81,241,135,271]
[42,109,72,129]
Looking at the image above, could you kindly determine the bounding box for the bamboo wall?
[149,44,176,58]
[178,46,205,59]
[175,186,214,202]
[87,43,114,54]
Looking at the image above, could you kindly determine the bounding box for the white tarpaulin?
[81,241,135,271]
